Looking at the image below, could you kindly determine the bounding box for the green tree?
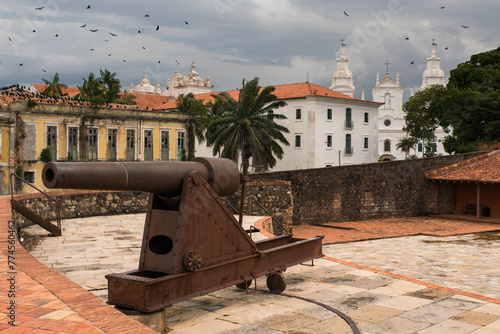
[173,93,208,160]
[396,137,417,159]
[99,69,121,103]
[76,72,105,106]
[208,77,289,172]
[41,73,67,97]
[403,85,447,157]
[208,77,289,223]
[119,91,137,105]
[440,47,500,153]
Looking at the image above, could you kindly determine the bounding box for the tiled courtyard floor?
[13,210,500,333]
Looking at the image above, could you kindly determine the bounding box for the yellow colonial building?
[0,86,191,194]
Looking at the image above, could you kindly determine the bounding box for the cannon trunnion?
[42,158,323,313]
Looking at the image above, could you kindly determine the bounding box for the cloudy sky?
[1,0,498,101]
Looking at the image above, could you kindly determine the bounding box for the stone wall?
[13,152,486,231]
[13,190,149,229]
[13,182,294,235]
[225,181,293,234]
[250,152,485,226]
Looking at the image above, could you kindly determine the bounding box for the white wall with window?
[273,94,380,170]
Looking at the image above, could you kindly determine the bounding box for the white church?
[150,41,448,171]
[373,42,447,161]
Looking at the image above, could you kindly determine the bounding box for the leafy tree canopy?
[403,47,500,154]
[442,47,500,153]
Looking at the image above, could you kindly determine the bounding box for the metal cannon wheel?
[266,272,286,294]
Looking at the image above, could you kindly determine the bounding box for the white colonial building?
[190,82,382,171]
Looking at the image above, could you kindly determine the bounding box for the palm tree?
[76,72,104,106]
[396,137,417,159]
[42,73,67,97]
[99,69,121,103]
[174,93,208,160]
[207,77,289,223]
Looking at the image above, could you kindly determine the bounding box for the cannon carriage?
[42,157,323,312]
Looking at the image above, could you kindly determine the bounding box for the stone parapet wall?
[250,152,485,226]
[225,181,293,234]
[13,190,149,229]
[13,182,294,234]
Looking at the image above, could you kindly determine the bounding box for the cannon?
[42,157,324,312]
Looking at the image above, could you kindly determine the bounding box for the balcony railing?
[344,146,354,155]
[344,120,354,129]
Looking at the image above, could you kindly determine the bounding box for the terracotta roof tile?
[127,92,172,110]
[31,84,81,98]
[157,82,382,110]
[425,150,500,184]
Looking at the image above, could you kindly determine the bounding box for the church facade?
[129,61,212,98]
[370,43,448,161]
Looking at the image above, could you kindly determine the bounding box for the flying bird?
[104,39,110,42]
[90,48,94,51]
[156,25,159,31]
[185,21,189,25]
[461,25,469,28]
[343,10,349,17]
[144,14,149,17]
[439,6,445,9]
[55,34,59,37]
[35,7,44,10]
[18,63,23,66]
[138,30,141,33]
[123,60,126,62]
[142,46,146,49]
[109,32,118,36]
[405,37,409,40]
[108,54,112,56]
[444,47,448,50]
[8,37,12,42]
[158,60,161,64]
[32,30,36,33]
[80,24,87,28]
[410,61,414,64]
[87,5,91,9]
[42,69,46,72]
[90,29,98,32]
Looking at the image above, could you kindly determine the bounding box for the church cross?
[384,60,391,73]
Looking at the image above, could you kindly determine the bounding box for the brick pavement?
[0,196,156,334]
[289,216,500,244]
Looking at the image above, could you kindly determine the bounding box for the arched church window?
[384,140,391,152]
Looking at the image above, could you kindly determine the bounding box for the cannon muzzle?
[42,157,241,197]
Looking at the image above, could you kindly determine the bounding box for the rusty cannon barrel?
[42,157,241,197]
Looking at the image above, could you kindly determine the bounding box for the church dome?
[135,71,155,94]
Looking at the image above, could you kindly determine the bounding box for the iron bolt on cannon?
[42,157,324,312]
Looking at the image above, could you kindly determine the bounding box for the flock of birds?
[342,5,469,66]
[5,4,473,85]
[8,5,190,71]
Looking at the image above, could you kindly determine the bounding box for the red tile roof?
[426,150,500,184]
[158,82,382,110]
[127,92,172,110]
[31,84,81,98]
